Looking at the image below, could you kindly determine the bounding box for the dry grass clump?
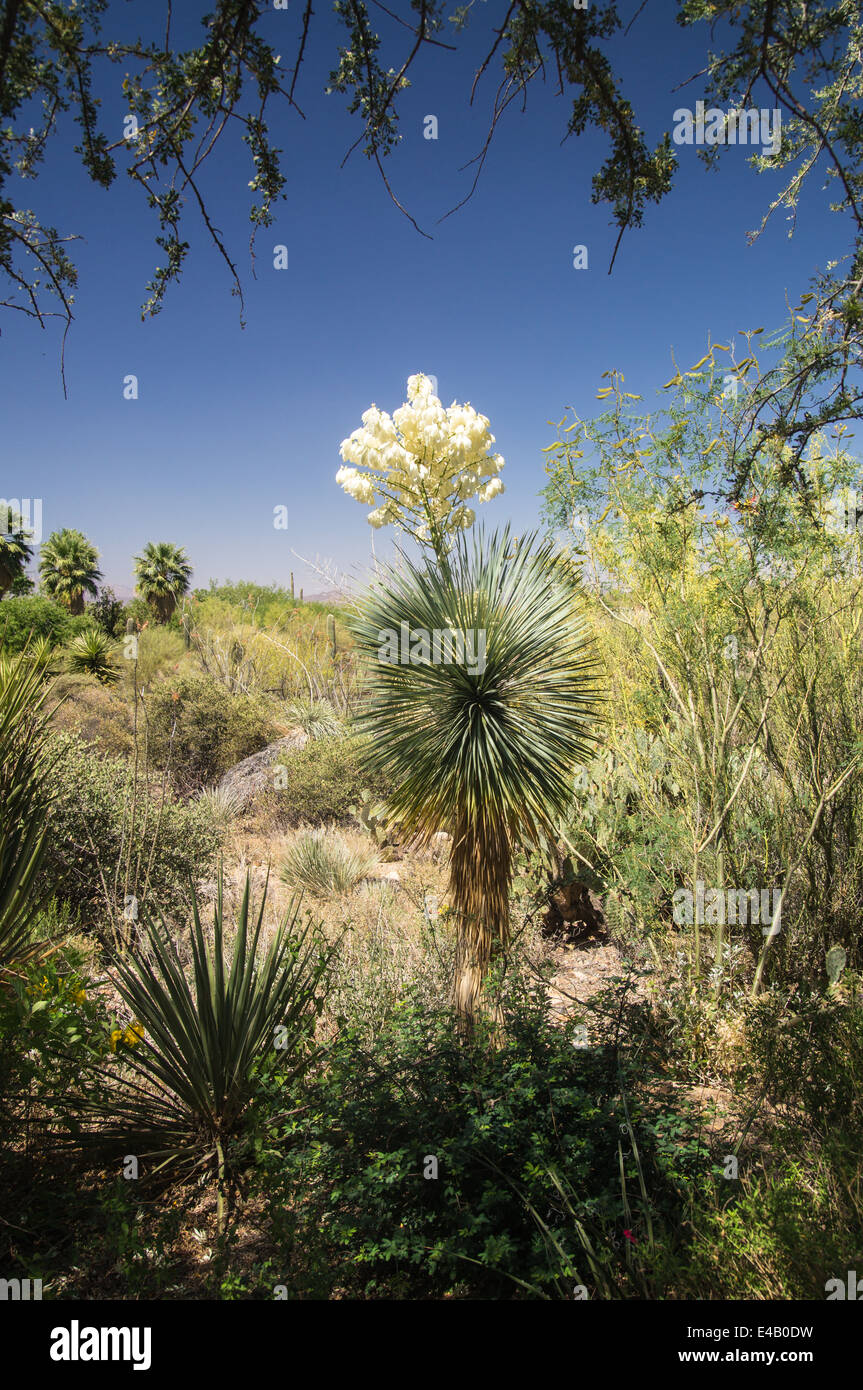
[281,828,376,899]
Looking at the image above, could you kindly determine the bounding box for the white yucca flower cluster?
[336,373,504,544]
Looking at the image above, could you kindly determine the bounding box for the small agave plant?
[59,874,334,1234]
[68,627,119,684]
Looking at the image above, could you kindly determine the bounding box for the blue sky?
[2,2,845,596]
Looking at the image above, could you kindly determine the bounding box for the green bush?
[42,732,224,928]
[742,983,863,1144]
[0,595,73,651]
[144,672,275,790]
[253,985,698,1298]
[0,953,111,1156]
[48,674,132,757]
[268,734,394,826]
[119,625,187,693]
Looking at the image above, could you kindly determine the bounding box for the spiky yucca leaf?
[0,646,57,969]
[60,874,333,1208]
[347,527,604,1027]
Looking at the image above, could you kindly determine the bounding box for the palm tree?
[134,541,192,623]
[349,528,604,1034]
[38,528,102,614]
[0,510,34,599]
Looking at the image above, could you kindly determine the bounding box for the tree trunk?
[448,814,511,1038]
[69,591,84,615]
[155,594,175,624]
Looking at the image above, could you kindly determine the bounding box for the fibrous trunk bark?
[448,814,511,1037]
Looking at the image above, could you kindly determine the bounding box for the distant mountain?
[303,589,351,606]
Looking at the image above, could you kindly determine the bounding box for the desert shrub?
[88,588,128,638]
[143,672,275,790]
[323,900,454,1043]
[194,783,246,831]
[47,674,133,757]
[266,734,394,826]
[186,592,359,712]
[742,981,863,1144]
[41,732,224,928]
[0,595,73,650]
[120,625,187,692]
[253,985,702,1299]
[0,953,111,1155]
[281,829,375,899]
[657,1152,863,1301]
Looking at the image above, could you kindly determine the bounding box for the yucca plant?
[0,646,57,971]
[63,873,333,1233]
[348,527,603,1033]
[67,627,119,683]
[281,828,375,899]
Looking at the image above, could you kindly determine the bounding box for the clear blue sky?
[1,2,844,596]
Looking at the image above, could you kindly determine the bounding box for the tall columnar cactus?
[290,571,295,600]
[327,613,337,660]
[182,611,192,650]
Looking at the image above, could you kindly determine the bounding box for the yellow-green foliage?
[187,595,359,710]
[120,625,188,692]
[543,364,863,1003]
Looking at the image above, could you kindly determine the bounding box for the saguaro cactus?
[327,613,337,660]
[290,571,295,600]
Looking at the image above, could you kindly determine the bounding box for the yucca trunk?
[449,812,511,1033]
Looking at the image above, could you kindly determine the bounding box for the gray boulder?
[216,730,309,809]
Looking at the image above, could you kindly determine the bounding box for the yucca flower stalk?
[58,873,333,1233]
[348,527,603,1033]
[337,372,505,550]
